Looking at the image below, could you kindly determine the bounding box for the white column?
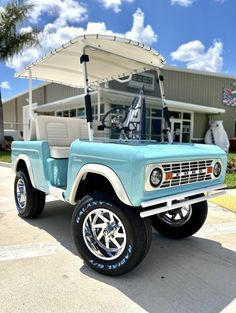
[28,68,35,121]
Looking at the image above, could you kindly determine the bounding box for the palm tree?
[0,0,39,149]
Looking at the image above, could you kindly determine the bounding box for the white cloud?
[28,0,88,25]
[126,8,157,45]
[98,0,134,13]
[19,26,33,35]
[170,0,194,7]
[7,8,157,72]
[0,81,11,90]
[170,39,223,72]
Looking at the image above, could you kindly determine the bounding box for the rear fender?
[13,154,36,188]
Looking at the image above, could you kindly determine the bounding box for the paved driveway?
[0,166,236,313]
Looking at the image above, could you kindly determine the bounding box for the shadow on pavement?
[27,200,236,313]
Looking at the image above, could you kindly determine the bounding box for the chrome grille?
[160,160,213,189]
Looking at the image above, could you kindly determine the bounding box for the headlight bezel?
[213,161,222,178]
[145,164,164,191]
[150,167,163,188]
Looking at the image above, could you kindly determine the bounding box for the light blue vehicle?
[12,35,227,276]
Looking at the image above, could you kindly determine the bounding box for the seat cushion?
[49,146,70,159]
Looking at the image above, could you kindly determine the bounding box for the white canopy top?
[16,34,165,88]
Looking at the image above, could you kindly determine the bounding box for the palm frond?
[0,0,39,61]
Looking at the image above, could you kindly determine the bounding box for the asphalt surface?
[0,166,236,313]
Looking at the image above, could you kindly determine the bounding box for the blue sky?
[0,0,235,101]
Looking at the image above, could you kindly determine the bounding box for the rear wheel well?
[74,173,117,202]
[16,159,28,175]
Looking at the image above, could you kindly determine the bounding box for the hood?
[130,142,226,162]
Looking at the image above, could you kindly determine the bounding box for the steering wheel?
[101,107,128,130]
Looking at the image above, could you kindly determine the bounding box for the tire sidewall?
[14,170,45,218]
[14,171,32,217]
[151,197,208,239]
[72,193,149,275]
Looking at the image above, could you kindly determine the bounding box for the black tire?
[151,195,208,239]
[14,170,46,218]
[72,192,152,276]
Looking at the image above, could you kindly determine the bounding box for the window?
[169,111,181,119]
[152,109,162,118]
[151,119,162,141]
[70,109,76,117]
[183,112,191,120]
[100,103,105,114]
[77,108,85,117]
[63,110,69,117]
[182,121,191,143]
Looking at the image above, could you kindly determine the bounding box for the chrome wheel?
[16,178,27,211]
[158,202,192,227]
[82,208,127,260]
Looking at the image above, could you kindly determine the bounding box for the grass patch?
[225,173,236,189]
[0,150,11,163]
[228,152,236,159]
[225,152,236,189]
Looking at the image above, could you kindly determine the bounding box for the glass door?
[171,120,182,143]
[182,121,191,143]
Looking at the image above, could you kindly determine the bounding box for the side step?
[49,186,65,201]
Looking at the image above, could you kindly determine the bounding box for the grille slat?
[160,160,214,189]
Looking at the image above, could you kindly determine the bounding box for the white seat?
[35,115,89,158]
[35,115,105,158]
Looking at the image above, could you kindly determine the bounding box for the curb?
[0,162,12,168]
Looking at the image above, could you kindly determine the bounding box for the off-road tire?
[14,170,46,218]
[72,192,152,276]
[151,195,208,239]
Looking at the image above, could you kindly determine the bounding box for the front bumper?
[140,184,226,218]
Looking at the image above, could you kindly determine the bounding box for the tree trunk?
[0,89,6,150]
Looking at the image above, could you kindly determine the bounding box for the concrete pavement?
[0,166,236,313]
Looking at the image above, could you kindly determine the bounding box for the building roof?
[164,65,236,82]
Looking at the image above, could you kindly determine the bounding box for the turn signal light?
[165,172,173,180]
[207,167,213,174]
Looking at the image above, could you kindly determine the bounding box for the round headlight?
[213,162,222,177]
[150,168,162,187]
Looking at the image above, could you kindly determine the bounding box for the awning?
[34,87,225,115]
[167,99,225,114]
[16,34,165,88]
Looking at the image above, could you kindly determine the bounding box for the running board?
[140,184,226,218]
[49,186,65,201]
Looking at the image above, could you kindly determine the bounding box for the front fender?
[69,164,132,206]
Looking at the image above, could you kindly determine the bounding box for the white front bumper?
[140,184,226,218]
